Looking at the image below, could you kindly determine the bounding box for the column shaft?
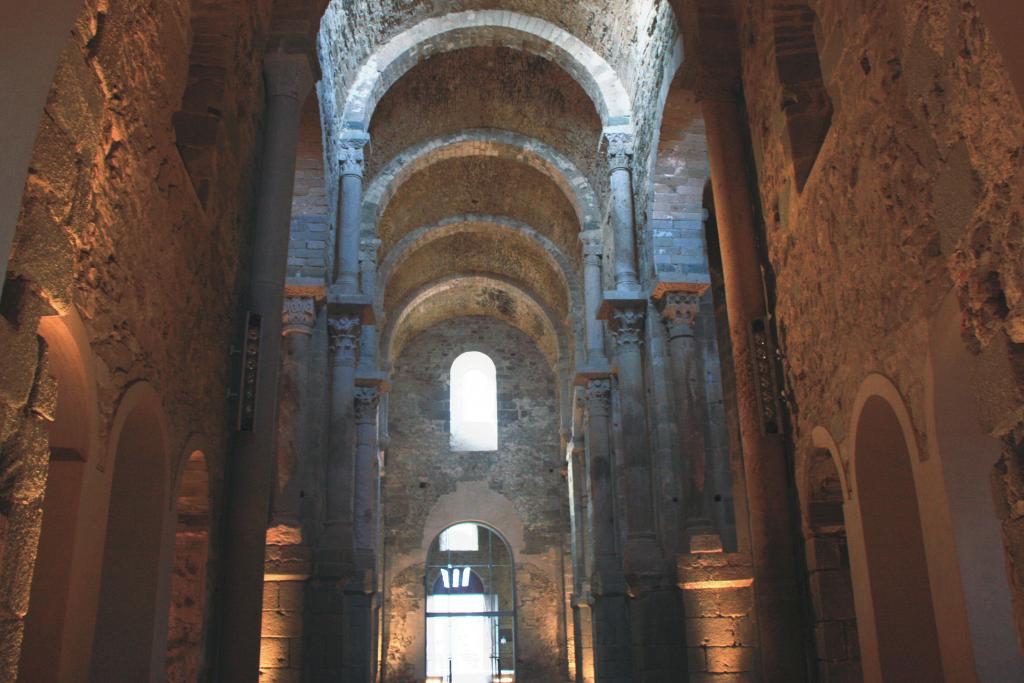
[352,387,380,563]
[322,314,360,564]
[609,309,659,562]
[358,238,381,372]
[703,95,807,680]
[344,385,380,683]
[583,378,632,682]
[604,133,641,292]
[581,231,607,363]
[643,303,685,557]
[219,52,312,682]
[271,296,317,529]
[661,290,719,543]
[334,136,368,293]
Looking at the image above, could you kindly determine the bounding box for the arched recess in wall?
[848,379,943,682]
[771,1,833,192]
[165,446,212,683]
[89,382,174,683]
[925,290,1024,679]
[19,312,100,682]
[802,427,860,681]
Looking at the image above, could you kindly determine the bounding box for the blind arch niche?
[450,351,498,451]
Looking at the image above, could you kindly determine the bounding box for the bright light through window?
[439,523,479,552]
[450,352,498,451]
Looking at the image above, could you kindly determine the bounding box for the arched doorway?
[425,523,516,682]
[853,392,943,682]
[89,385,172,682]
[19,314,99,681]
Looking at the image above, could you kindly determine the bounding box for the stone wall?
[738,0,1024,649]
[648,87,710,284]
[0,0,270,676]
[381,316,569,682]
[288,95,331,284]
[317,1,683,293]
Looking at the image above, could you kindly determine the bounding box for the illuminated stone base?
[260,543,312,683]
[677,552,757,680]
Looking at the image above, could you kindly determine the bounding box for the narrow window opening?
[450,352,498,451]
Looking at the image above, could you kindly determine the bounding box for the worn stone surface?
[4,0,1024,679]
[381,316,567,681]
[1,0,271,676]
[738,0,1024,643]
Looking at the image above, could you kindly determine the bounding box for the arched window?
[450,352,498,451]
[426,523,515,682]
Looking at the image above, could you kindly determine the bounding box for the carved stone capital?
[586,378,612,416]
[659,292,702,339]
[580,229,604,263]
[339,135,369,178]
[359,238,382,268]
[610,308,646,349]
[354,386,380,424]
[603,131,635,172]
[282,297,316,336]
[328,314,361,366]
[264,52,315,103]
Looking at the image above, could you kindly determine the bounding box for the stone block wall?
[0,0,270,676]
[288,96,331,284]
[805,533,860,681]
[738,0,1024,657]
[260,580,305,683]
[678,553,758,682]
[381,316,568,682]
[649,88,711,284]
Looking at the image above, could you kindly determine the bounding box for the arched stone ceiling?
[363,130,602,235]
[377,156,580,268]
[379,216,575,324]
[318,2,681,128]
[364,48,605,195]
[384,275,563,369]
[327,9,634,132]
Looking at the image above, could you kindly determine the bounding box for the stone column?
[583,378,632,682]
[606,305,659,566]
[702,92,807,679]
[220,51,313,682]
[334,134,369,293]
[322,313,361,565]
[580,230,607,364]
[568,387,596,682]
[642,299,685,558]
[343,384,381,683]
[270,295,317,534]
[557,358,573,451]
[604,131,641,293]
[352,386,380,568]
[659,287,722,551]
[358,238,382,372]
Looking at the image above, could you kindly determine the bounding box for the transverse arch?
[338,10,634,133]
